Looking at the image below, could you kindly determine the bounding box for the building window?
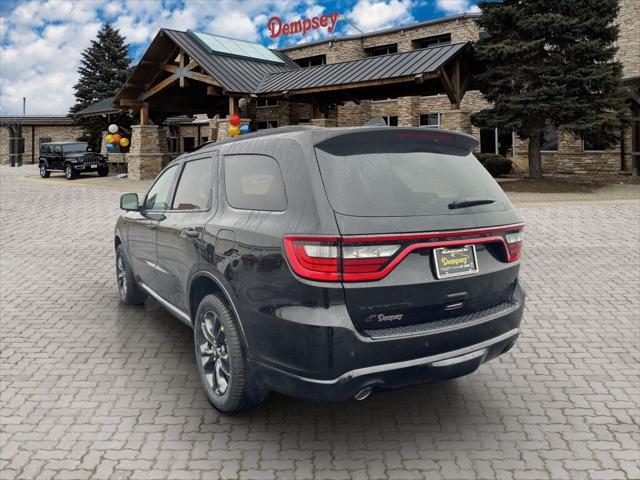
[541,126,558,151]
[294,55,326,67]
[183,137,196,152]
[382,116,398,126]
[168,125,180,153]
[366,44,398,56]
[413,33,451,49]
[256,120,278,130]
[419,113,440,128]
[583,133,610,151]
[256,98,279,108]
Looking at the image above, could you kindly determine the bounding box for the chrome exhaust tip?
[354,386,373,401]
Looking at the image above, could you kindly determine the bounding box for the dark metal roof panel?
[162,29,297,93]
[256,42,467,93]
[76,96,118,116]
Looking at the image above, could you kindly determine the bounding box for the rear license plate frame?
[433,245,479,279]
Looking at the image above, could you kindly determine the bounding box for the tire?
[39,164,50,178]
[64,163,78,180]
[115,244,146,305]
[194,294,267,412]
[98,165,109,177]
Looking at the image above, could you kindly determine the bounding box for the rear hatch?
[305,128,523,333]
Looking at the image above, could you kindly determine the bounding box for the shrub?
[474,153,512,177]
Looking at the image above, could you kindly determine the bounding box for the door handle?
[180,228,199,239]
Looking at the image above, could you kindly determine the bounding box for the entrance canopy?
[113,28,473,123]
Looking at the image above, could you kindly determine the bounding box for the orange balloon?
[113,134,122,143]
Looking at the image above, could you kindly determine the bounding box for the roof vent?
[364,117,388,127]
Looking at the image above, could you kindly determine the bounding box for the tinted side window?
[224,154,286,211]
[145,164,178,210]
[172,157,214,211]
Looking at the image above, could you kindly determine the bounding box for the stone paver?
[1,165,639,479]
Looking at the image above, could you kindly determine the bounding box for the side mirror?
[120,193,140,211]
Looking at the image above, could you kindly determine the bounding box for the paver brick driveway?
[1,166,639,480]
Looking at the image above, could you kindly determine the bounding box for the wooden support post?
[179,51,185,88]
[229,97,239,117]
[140,104,149,125]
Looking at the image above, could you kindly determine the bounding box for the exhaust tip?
[354,386,373,401]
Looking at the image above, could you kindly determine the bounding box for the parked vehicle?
[114,126,525,412]
[39,142,108,180]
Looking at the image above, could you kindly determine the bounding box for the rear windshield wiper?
[448,198,495,209]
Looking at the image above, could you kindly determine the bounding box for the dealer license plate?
[433,245,479,279]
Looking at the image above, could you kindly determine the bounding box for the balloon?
[240,124,250,134]
[113,134,122,143]
[229,114,240,126]
[119,137,129,147]
[108,124,118,134]
[107,143,115,150]
[228,125,240,137]
[105,134,115,143]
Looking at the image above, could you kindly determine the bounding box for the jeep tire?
[64,163,78,180]
[194,294,267,412]
[39,164,50,178]
[98,165,109,177]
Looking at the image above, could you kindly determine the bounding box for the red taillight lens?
[503,229,524,262]
[284,224,524,282]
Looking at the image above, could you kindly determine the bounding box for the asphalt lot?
[1,166,639,480]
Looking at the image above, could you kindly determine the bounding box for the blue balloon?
[107,143,115,150]
[240,124,250,134]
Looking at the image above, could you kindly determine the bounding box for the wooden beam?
[119,98,143,108]
[184,70,221,87]
[162,64,179,73]
[179,51,185,88]
[229,97,239,116]
[140,73,179,101]
[438,67,459,108]
[186,59,198,71]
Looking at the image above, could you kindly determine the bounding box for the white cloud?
[435,0,479,14]
[347,0,414,33]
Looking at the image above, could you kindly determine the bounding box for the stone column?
[398,96,418,127]
[126,125,170,180]
[100,131,109,155]
[440,110,472,134]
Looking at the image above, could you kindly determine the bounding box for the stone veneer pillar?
[398,96,419,127]
[440,110,472,134]
[126,125,170,180]
[100,131,108,155]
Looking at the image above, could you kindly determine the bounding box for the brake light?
[283,224,524,282]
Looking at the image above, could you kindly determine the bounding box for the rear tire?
[115,244,146,305]
[39,164,50,178]
[98,165,109,177]
[64,163,77,180]
[194,294,267,412]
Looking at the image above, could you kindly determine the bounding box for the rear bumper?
[250,284,525,402]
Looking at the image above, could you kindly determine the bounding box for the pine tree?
[471,0,629,178]
[71,24,131,149]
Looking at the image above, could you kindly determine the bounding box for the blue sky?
[0,0,479,115]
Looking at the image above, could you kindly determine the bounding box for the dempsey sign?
[268,13,340,39]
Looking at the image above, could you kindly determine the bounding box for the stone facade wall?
[617,0,640,80]
[0,125,84,165]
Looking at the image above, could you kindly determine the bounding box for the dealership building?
[1,2,638,180]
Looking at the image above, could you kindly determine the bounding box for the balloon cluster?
[228,115,250,137]
[105,124,129,151]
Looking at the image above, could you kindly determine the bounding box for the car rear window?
[314,131,511,217]
[224,154,287,211]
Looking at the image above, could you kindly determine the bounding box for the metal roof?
[257,42,467,93]
[162,29,298,94]
[76,96,118,116]
[0,115,76,126]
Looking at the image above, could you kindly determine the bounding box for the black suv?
[39,141,108,180]
[115,126,525,412]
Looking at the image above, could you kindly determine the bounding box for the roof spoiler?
[316,128,479,157]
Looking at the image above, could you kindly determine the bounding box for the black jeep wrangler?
[39,142,108,180]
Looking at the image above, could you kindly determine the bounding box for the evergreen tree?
[471,0,629,178]
[71,24,131,149]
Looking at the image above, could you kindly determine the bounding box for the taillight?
[504,229,524,261]
[284,224,524,283]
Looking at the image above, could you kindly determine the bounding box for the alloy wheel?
[116,253,127,297]
[198,310,230,395]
